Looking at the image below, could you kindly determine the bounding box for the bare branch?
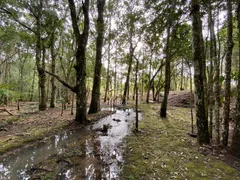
[37,65,76,93]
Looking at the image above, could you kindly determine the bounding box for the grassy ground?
[122,104,240,180]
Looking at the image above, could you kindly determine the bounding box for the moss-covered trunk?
[231,2,240,158]
[191,0,209,144]
[222,0,233,147]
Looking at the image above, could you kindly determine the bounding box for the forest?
[0,0,240,179]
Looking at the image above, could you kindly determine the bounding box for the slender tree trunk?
[104,14,112,103]
[30,65,36,101]
[189,64,194,134]
[160,25,171,117]
[50,34,56,108]
[207,0,216,140]
[222,0,234,148]
[135,58,139,131]
[146,51,152,103]
[191,0,210,144]
[180,57,184,90]
[89,0,105,114]
[122,32,134,105]
[231,2,240,158]
[38,44,47,111]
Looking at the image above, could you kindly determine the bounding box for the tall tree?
[88,0,106,114]
[160,22,172,117]
[206,0,221,145]
[206,0,217,140]
[231,2,240,158]
[68,0,89,123]
[222,0,234,148]
[191,0,209,144]
[122,2,136,105]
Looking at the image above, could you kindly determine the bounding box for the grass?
[122,104,240,180]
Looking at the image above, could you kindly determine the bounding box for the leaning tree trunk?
[160,25,171,118]
[89,0,105,114]
[122,30,134,105]
[222,0,234,148]
[68,0,89,123]
[191,0,209,144]
[231,2,240,158]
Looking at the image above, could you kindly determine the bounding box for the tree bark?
[180,57,184,90]
[68,0,89,123]
[88,0,105,114]
[207,0,216,140]
[135,57,139,131]
[222,0,234,148]
[122,29,134,105]
[231,2,240,158]
[50,33,56,108]
[191,0,209,144]
[160,24,171,117]
[36,1,47,111]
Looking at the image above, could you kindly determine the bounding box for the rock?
[113,118,121,122]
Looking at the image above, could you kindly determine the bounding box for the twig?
[0,108,13,115]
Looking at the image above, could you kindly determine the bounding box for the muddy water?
[0,108,141,180]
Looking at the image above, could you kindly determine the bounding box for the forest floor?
[122,103,240,179]
[0,91,239,179]
[0,102,114,156]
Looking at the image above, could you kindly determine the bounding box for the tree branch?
[37,65,76,93]
[0,7,36,34]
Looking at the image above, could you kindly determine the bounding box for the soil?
[167,91,194,108]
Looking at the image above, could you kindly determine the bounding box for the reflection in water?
[0,109,141,179]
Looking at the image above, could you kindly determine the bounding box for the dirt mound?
[167,91,194,108]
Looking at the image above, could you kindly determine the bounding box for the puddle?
[0,108,141,179]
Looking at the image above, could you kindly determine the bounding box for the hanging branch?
[37,65,76,93]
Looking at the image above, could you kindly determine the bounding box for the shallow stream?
[0,108,141,179]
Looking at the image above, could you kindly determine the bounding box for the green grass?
[122,104,240,180]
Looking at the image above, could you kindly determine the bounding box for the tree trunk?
[180,57,184,90]
[160,25,171,118]
[231,2,240,158]
[30,65,36,101]
[135,57,139,131]
[189,63,194,134]
[191,0,209,144]
[207,0,216,140]
[36,1,47,111]
[89,0,105,114]
[122,31,134,105]
[146,50,152,103]
[104,13,112,103]
[68,0,89,123]
[222,0,234,148]
[38,45,47,111]
[50,33,56,108]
